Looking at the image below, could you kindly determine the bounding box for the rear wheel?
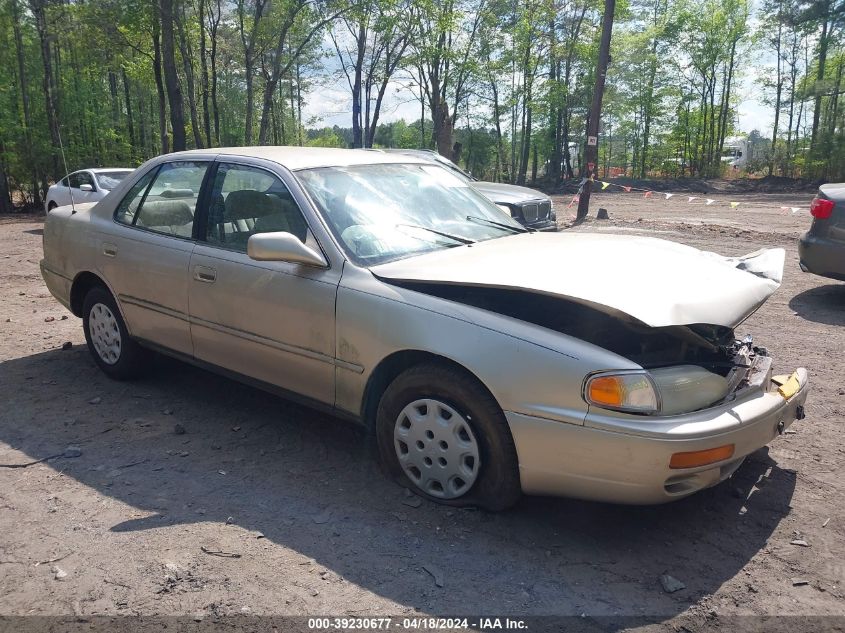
[82,286,152,380]
[376,363,521,511]
[47,202,57,212]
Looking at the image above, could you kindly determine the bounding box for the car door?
[98,160,211,356]
[68,171,98,204]
[188,160,339,405]
[52,176,72,206]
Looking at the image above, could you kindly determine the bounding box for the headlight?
[496,203,512,216]
[584,371,659,414]
[650,365,729,415]
[585,366,729,416]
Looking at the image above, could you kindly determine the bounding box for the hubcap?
[393,398,481,499]
[89,303,122,365]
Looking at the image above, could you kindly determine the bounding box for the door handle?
[102,243,118,257]
[193,265,217,283]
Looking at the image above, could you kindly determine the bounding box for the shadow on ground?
[0,347,796,625]
[789,284,845,326]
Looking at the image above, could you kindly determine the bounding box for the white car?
[45,168,134,212]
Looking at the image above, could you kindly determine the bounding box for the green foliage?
[0,0,843,211]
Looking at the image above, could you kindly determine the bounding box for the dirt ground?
[0,190,843,632]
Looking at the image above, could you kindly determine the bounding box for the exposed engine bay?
[395,282,771,404]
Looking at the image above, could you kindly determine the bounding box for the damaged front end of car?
[373,235,796,419]
[384,280,783,417]
[370,234,808,502]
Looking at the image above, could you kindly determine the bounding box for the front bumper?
[527,219,558,232]
[507,368,809,504]
[799,231,845,281]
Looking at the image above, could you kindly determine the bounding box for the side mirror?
[247,231,328,268]
[79,183,94,192]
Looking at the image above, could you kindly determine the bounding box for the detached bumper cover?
[507,368,809,504]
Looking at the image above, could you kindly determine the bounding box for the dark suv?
[799,184,845,281]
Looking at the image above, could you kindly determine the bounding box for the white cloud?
[301,68,423,129]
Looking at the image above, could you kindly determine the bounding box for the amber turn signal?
[588,376,624,407]
[669,444,735,469]
[584,372,658,413]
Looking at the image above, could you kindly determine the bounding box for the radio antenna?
[57,124,76,215]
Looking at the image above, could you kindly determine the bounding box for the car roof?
[63,168,132,177]
[172,146,430,171]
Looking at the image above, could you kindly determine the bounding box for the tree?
[409,0,486,160]
[330,0,411,147]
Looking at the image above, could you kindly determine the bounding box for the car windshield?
[431,154,474,181]
[297,163,524,265]
[96,170,133,190]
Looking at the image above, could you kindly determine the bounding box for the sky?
[302,29,778,140]
[303,76,776,138]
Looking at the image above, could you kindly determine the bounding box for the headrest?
[159,188,195,199]
[225,190,284,221]
[138,200,193,227]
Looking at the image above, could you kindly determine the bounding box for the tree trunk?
[769,8,783,176]
[12,0,40,204]
[30,0,62,180]
[199,0,212,146]
[209,0,221,145]
[432,97,456,159]
[122,67,135,150]
[109,70,120,132]
[351,22,365,148]
[0,141,13,214]
[152,3,170,153]
[640,53,658,178]
[160,0,186,151]
[518,98,532,185]
[138,94,148,159]
[809,5,830,156]
[177,2,203,148]
[576,0,615,220]
[489,72,508,181]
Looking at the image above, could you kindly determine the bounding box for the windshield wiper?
[395,224,476,245]
[466,215,530,234]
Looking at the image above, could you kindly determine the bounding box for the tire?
[376,363,521,511]
[47,202,57,212]
[82,286,152,380]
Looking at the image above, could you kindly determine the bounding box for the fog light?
[669,444,735,469]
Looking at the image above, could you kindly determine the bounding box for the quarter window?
[114,161,209,238]
[204,163,308,252]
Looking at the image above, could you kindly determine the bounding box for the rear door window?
[114,161,210,238]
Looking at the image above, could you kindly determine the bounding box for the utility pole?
[576,0,616,221]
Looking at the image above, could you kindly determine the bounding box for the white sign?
[587,136,598,146]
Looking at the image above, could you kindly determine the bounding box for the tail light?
[810,197,835,219]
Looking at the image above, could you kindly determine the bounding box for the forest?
[0,0,843,211]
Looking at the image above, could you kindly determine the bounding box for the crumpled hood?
[371,232,785,328]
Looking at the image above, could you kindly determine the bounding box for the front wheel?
[376,363,521,511]
[82,286,152,380]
